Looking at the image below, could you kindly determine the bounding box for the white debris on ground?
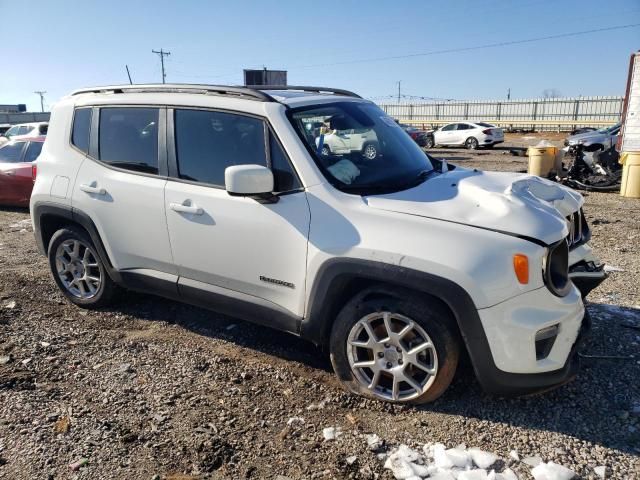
[286,417,304,426]
[531,462,576,480]
[603,265,625,273]
[378,440,576,480]
[594,465,607,478]
[322,426,342,441]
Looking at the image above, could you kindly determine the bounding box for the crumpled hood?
[364,169,583,245]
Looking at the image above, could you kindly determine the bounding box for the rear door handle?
[169,202,203,215]
[80,183,106,195]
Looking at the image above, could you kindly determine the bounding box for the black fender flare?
[300,258,584,395]
[31,202,122,283]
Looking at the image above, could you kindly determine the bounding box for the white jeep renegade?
[31,84,606,403]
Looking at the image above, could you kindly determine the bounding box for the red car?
[0,137,44,207]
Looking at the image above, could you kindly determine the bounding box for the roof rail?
[70,84,275,102]
[250,85,362,98]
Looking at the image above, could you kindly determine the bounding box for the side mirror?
[225,164,278,203]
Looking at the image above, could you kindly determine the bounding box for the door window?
[456,123,470,130]
[98,108,159,174]
[24,142,43,162]
[18,126,33,135]
[0,142,26,163]
[174,109,267,187]
[441,124,456,131]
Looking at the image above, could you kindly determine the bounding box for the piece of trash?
[286,417,304,426]
[3,301,16,309]
[365,433,383,451]
[0,355,11,365]
[307,398,328,410]
[523,456,543,467]
[69,458,88,471]
[323,426,342,441]
[21,358,32,365]
[346,413,358,425]
[594,466,607,478]
[531,461,575,480]
[603,265,624,273]
[54,415,70,434]
[509,450,520,461]
[346,455,357,465]
[40,341,51,347]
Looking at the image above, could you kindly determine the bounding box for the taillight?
[32,164,37,183]
[482,129,493,135]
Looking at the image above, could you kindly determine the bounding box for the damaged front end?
[564,208,607,297]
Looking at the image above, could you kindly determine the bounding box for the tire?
[424,136,435,149]
[465,137,479,150]
[48,226,117,309]
[484,143,494,149]
[362,142,378,160]
[329,286,460,404]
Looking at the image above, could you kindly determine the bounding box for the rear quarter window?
[71,108,92,154]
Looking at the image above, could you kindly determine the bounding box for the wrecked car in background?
[565,123,621,153]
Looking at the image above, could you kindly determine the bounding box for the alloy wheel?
[346,311,438,401]
[55,239,102,299]
[363,144,377,160]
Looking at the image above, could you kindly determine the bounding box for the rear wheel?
[330,286,460,403]
[362,142,378,160]
[48,227,116,308]
[465,137,479,150]
[424,136,435,148]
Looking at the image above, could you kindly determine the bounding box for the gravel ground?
[0,134,639,479]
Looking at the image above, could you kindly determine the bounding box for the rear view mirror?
[225,164,278,203]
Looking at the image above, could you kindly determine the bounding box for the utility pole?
[152,49,171,84]
[507,87,511,100]
[34,91,46,113]
[397,80,401,103]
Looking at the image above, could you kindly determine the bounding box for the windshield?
[288,102,434,193]
[596,123,621,134]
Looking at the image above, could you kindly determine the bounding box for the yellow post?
[620,152,640,198]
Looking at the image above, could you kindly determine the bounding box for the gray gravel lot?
[0,137,638,479]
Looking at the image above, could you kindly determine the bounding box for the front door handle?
[80,183,106,195]
[169,202,203,215]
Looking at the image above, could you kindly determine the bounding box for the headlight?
[542,239,571,297]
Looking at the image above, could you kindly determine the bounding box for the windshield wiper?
[341,170,435,194]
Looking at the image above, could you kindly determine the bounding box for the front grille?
[565,208,589,249]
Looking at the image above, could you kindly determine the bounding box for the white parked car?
[314,116,379,160]
[31,84,604,404]
[2,122,48,141]
[434,122,504,149]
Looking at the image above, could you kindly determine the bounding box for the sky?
[1,0,639,112]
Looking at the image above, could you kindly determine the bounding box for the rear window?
[0,142,25,163]
[98,108,159,174]
[24,142,43,163]
[477,122,495,128]
[72,108,92,154]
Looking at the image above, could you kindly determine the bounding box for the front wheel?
[424,136,435,149]
[330,286,460,404]
[465,137,479,150]
[48,226,117,308]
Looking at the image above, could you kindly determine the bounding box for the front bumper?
[472,285,588,395]
[473,308,590,396]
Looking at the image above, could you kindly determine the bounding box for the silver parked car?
[565,123,620,151]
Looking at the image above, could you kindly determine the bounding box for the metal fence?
[378,96,623,132]
[0,112,50,125]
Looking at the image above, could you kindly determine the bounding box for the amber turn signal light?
[513,254,529,284]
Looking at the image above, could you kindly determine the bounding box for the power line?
[152,48,171,84]
[34,91,46,113]
[293,23,640,70]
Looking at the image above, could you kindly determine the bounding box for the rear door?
[451,123,471,145]
[0,141,27,204]
[164,107,310,317]
[71,106,176,275]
